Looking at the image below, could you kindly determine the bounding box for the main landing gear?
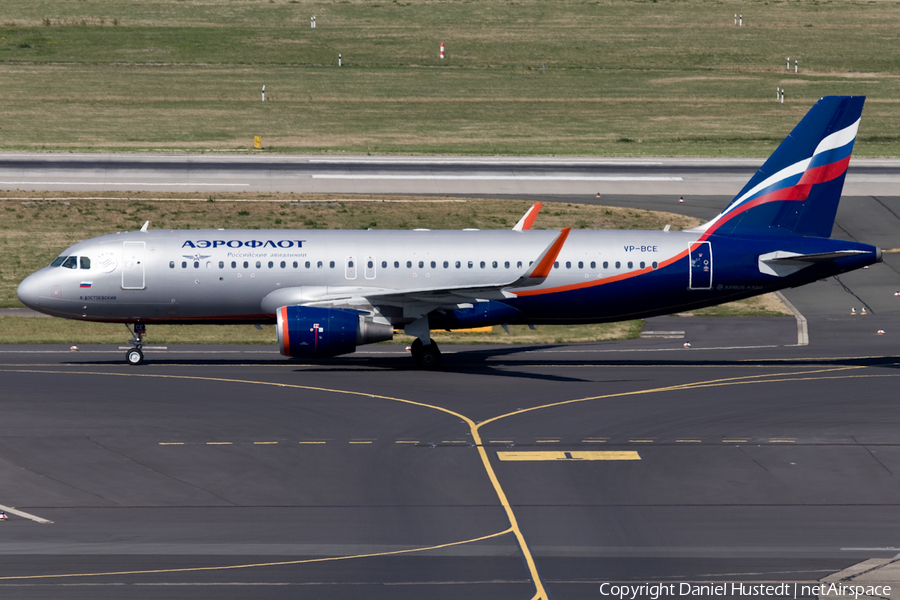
[410,338,442,369]
[404,316,442,369]
[125,323,146,366]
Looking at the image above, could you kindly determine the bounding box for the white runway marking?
[312,175,682,181]
[309,159,664,166]
[0,504,53,524]
[0,182,249,187]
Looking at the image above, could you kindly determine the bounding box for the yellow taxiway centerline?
[3,362,898,598]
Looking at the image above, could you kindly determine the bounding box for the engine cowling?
[276,305,393,358]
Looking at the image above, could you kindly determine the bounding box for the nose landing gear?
[125,323,146,365]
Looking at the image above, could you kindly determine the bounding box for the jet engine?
[276,306,393,358]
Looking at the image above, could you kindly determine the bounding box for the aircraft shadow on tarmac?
[68,343,900,381]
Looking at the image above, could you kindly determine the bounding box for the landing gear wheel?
[126,348,144,366]
[410,339,442,369]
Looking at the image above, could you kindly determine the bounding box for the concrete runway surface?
[1,153,900,196]
[2,156,900,599]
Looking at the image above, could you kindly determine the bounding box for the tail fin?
[693,96,864,238]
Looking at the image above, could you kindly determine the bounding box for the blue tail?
[695,96,865,238]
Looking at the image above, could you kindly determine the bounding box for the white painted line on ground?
[774,291,808,346]
[0,504,53,524]
[526,345,778,353]
[0,182,249,187]
[117,346,168,350]
[312,175,682,181]
[309,159,664,166]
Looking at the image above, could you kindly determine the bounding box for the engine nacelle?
[276,305,393,358]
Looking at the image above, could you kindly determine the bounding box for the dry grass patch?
[1,1,899,154]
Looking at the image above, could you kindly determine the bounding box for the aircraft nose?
[17,273,43,310]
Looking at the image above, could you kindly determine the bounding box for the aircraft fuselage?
[18,227,879,328]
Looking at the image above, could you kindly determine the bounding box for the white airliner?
[17,97,880,367]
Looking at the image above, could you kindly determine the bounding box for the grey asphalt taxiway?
[3,156,900,599]
[2,316,900,599]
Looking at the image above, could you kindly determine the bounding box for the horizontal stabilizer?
[758,249,866,277]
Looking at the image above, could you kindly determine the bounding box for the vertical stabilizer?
[692,96,864,238]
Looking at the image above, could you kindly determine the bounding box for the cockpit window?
[62,256,78,269]
[79,257,91,270]
[50,256,66,267]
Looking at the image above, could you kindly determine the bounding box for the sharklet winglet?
[506,227,571,287]
[513,202,543,231]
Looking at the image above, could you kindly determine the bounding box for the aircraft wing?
[263,228,571,314]
[359,227,570,305]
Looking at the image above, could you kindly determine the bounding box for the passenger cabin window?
[578,261,583,269]
[627,261,633,269]
[182,261,188,269]
[615,261,621,269]
[603,261,609,269]
[566,261,571,269]
[591,261,596,269]
[80,257,91,270]
[517,261,523,268]
[305,261,311,268]
[640,261,645,269]
[406,261,412,268]
[169,261,175,269]
[329,261,335,268]
[419,261,424,268]
[219,261,225,269]
[652,261,658,269]
[443,261,449,268]
[456,261,461,269]
[194,261,200,269]
[553,261,559,269]
[505,261,510,269]
[62,256,78,269]
[430,261,436,268]
[244,261,249,269]
[480,261,486,269]
[268,261,274,269]
[468,261,473,269]
[281,261,286,269]
[492,261,497,268]
[255,261,261,269]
